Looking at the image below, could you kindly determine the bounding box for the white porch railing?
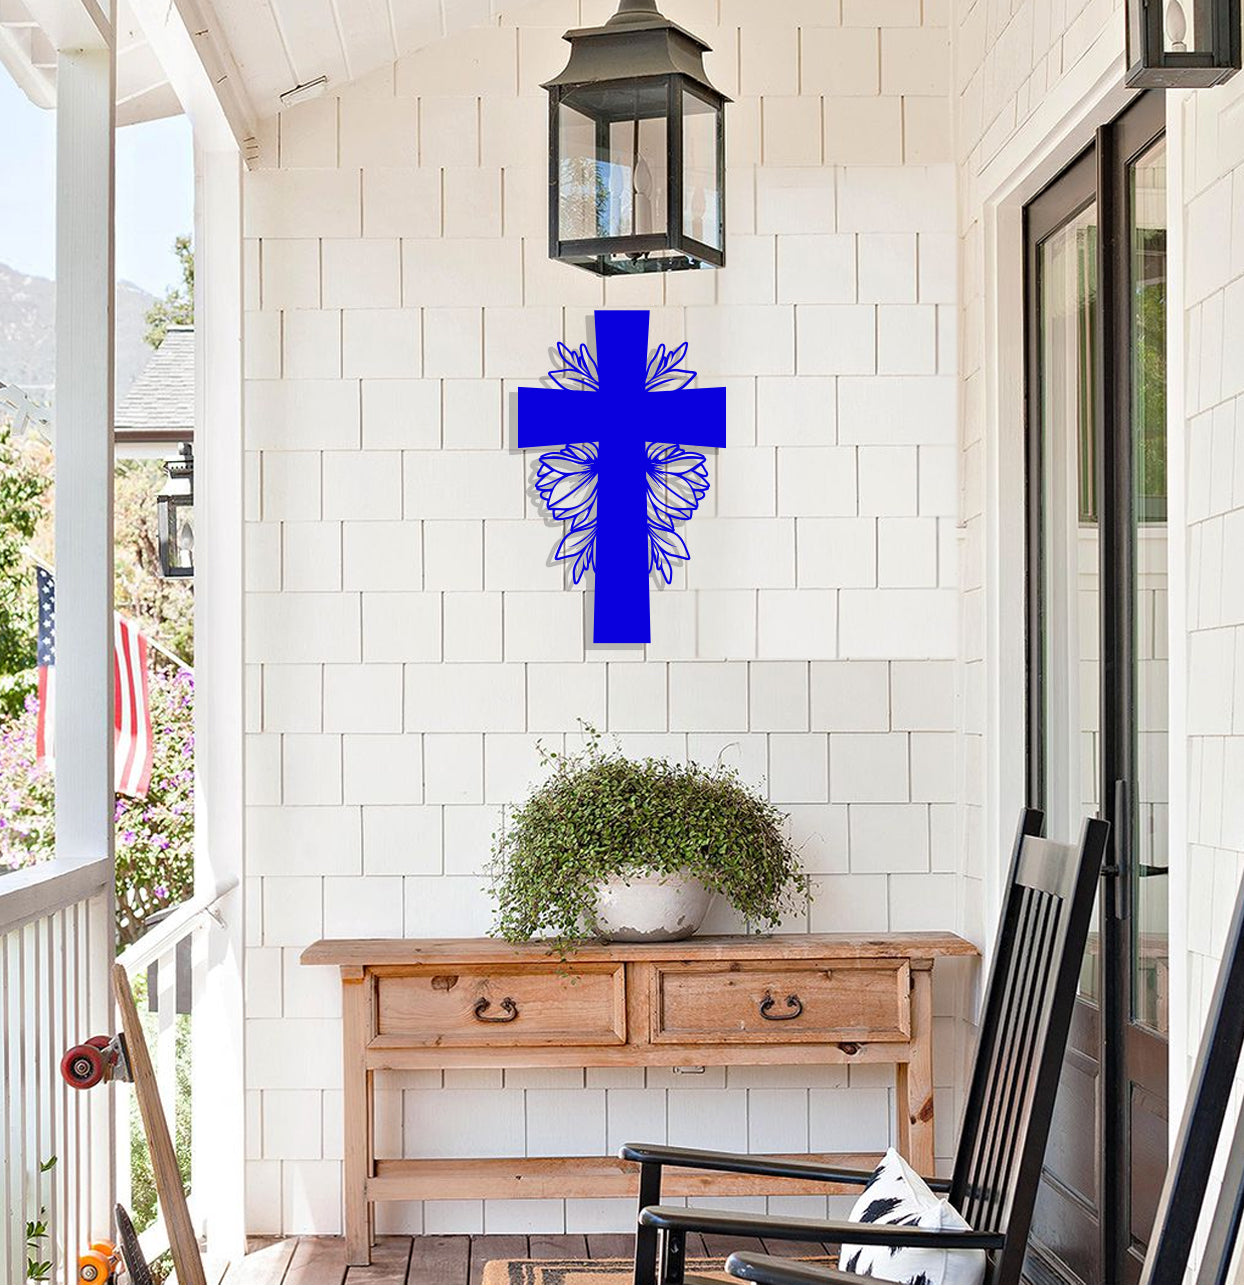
[0,856,113,1286]
[114,880,237,1274]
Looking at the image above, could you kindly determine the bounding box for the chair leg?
[659,1228,686,1284]
[633,1162,662,1285]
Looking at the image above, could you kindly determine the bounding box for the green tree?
[0,427,51,717]
[144,235,194,349]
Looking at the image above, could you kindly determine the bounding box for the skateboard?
[76,1204,153,1285]
[62,964,206,1285]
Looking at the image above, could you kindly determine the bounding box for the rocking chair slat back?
[950,811,1109,1283]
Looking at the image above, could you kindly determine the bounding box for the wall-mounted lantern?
[1126,0,1240,86]
[544,0,728,276]
[157,443,194,579]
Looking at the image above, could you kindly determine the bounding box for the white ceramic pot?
[592,873,715,942]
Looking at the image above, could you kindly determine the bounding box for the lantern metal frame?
[1126,0,1240,87]
[544,0,729,276]
[157,441,195,579]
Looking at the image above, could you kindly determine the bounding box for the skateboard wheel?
[86,1035,111,1050]
[77,1250,111,1283]
[61,1043,104,1089]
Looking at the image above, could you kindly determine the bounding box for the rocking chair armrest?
[619,1142,951,1193]
[638,1205,1006,1252]
[725,1251,879,1285]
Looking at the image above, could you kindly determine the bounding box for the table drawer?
[373,963,626,1047]
[651,961,910,1044]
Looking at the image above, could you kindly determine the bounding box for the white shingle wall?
[1180,72,1244,1221]
[948,0,1129,1183]
[242,0,958,1236]
[956,0,1240,1233]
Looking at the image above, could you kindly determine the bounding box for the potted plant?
[488,730,810,950]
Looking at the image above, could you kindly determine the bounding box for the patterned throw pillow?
[837,1148,987,1286]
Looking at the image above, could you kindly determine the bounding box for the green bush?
[488,729,810,952]
[0,665,195,946]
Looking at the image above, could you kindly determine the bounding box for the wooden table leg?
[343,971,371,1266]
[897,964,936,1175]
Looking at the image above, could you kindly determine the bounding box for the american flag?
[35,567,154,799]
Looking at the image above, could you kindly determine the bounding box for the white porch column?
[190,142,247,1259]
[52,13,117,1236]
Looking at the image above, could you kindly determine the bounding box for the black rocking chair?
[622,809,1109,1285]
[730,852,1244,1287]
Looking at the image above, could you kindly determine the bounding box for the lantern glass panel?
[1162,0,1197,52]
[558,82,670,243]
[682,89,721,249]
[158,495,194,577]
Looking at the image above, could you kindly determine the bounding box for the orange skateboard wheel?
[77,1245,115,1283]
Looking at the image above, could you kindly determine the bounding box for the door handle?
[1110,779,1131,921]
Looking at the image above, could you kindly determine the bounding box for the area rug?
[482,1255,837,1284]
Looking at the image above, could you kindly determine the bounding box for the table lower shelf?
[367,1153,883,1202]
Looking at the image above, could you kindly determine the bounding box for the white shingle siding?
[243,0,957,1236]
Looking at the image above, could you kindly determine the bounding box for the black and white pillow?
[838,1148,986,1286]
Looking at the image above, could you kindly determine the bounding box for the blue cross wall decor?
[517,310,727,645]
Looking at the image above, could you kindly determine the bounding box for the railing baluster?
[3,930,13,1285]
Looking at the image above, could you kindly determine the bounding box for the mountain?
[0,261,158,409]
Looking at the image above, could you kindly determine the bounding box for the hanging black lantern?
[157,443,195,579]
[1126,0,1240,86]
[544,0,728,276]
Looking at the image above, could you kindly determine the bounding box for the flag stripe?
[35,569,155,798]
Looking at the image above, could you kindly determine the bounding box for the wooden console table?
[301,933,976,1266]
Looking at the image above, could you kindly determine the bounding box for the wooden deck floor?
[220,1232,838,1283]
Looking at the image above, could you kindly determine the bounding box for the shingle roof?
[114,325,194,436]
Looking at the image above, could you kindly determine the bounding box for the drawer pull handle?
[473,996,519,1023]
[759,991,803,1021]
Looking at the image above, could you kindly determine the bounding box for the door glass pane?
[1039,203,1101,1001]
[1130,138,1169,1035]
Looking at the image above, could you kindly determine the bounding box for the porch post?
[191,141,247,1259]
[52,7,117,1238]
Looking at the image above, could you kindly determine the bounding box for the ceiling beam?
[22,0,110,50]
[126,0,257,156]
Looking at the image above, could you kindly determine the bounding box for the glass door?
[1124,130,1170,1280]
[1024,92,1167,1285]
[1026,153,1106,1285]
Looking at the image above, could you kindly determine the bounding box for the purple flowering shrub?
[0,664,195,947]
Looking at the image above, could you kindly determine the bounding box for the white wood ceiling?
[206,0,518,118]
[1,0,541,130]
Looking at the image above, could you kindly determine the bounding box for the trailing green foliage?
[488,728,810,951]
[24,1156,57,1284]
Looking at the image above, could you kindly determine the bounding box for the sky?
[0,69,194,298]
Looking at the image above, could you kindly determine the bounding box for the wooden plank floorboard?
[221,1237,296,1284]
[406,1235,471,1285]
[701,1232,766,1261]
[528,1234,588,1260]
[760,1238,834,1260]
[283,1236,348,1285]
[468,1235,529,1284]
[584,1234,633,1259]
[345,1236,413,1284]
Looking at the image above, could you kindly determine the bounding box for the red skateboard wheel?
[85,1035,111,1050]
[61,1043,104,1089]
